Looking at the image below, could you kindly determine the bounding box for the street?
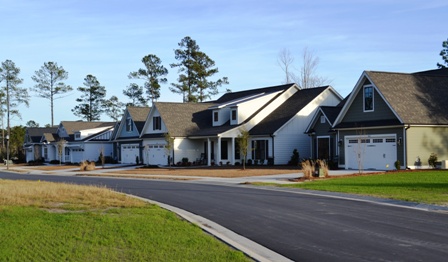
[1,172,447,261]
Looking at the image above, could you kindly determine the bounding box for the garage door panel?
[345,136,396,170]
[121,144,140,164]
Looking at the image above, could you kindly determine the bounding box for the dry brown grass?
[0,179,146,209]
[23,165,79,171]
[109,167,300,178]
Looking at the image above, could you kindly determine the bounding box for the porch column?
[231,137,235,165]
[217,136,221,165]
[207,138,211,166]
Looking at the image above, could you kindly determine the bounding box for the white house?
[140,83,342,166]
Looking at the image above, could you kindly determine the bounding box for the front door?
[317,137,330,160]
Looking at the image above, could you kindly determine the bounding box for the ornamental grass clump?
[301,159,315,179]
[316,159,329,178]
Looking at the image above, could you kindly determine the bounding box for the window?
[126,117,133,132]
[214,111,219,122]
[251,140,268,160]
[153,116,161,130]
[231,110,237,121]
[74,132,81,140]
[364,85,373,111]
[320,116,326,124]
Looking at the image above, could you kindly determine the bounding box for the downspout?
[404,125,410,169]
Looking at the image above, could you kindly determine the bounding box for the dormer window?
[153,116,161,130]
[320,116,326,124]
[364,85,374,112]
[213,111,219,122]
[126,117,133,132]
[74,132,81,140]
[231,110,237,121]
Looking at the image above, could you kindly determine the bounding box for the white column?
[217,136,221,165]
[207,138,211,166]
[231,137,235,165]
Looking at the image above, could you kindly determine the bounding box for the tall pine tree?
[170,36,228,102]
[31,61,72,126]
[72,74,106,121]
[437,38,448,69]
[129,54,168,103]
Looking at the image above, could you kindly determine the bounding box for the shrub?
[288,149,300,166]
[49,160,60,164]
[428,153,438,168]
[394,160,401,170]
[182,157,189,165]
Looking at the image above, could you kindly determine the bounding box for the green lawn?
[278,171,448,206]
[0,180,249,262]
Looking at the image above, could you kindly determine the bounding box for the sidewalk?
[1,164,365,185]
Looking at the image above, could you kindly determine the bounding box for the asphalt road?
[1,172,447,262]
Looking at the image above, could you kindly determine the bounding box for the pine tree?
[129,54,168,103]
[72,75,106,121]
[31,61,72,126]
[437,38,448,69]
[170,36,228,102]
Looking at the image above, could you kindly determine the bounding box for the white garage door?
[146,144,166,165]
[345,136,396,170]
[121,144,140,164]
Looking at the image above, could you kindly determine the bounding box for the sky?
[1,0,447,127]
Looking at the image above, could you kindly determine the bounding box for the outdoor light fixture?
[338,139,343,147]
[397,137,402,146]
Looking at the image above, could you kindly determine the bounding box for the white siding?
[82,143,113,162]
[274,88,341,164]
[174,138,203,164]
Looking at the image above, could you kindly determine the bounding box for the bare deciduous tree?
[277,47,331,89]
[277,48,295,84]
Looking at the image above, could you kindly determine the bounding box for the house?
[304,97,348,163]
[140,83,342,166]
[114,106,151,164]
[23,127,58,162]
[39,121,116,163]
[308,68,448,170]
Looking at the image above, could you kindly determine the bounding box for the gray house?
[332,68,448,170]
[114,106,151,164]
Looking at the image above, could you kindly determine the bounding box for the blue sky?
[1,0,447,127]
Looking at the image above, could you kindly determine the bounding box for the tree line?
[0,36,229,128]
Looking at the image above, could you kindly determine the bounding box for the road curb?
[128,194,293,262]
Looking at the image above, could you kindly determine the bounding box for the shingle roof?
[60,121,116,135]
[154,102,215,137]
[250,86,329,135]
[366,68,448,124]
[26,127,58,143]
[215,83,294,103]
[127,106,151,133]
[320,106,343,125]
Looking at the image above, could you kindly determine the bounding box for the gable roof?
[249,86,330,135]
[60,121,116,135]
[154,102,215,137]
[127,106,151,133]
[365,69,448,125]
[215,83,294,103]
[25,127,58,143]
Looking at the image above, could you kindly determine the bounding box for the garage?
[121,144,140,164]
[145,144,167,165]
[345,135,396,170]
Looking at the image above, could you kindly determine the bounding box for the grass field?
[0,180,249,261]
[277,171,448,206]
